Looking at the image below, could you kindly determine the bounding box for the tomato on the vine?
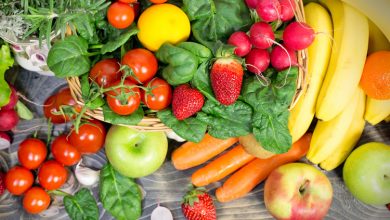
[38,160,68,190]
[23,187,51,214]
[68,120,106,154]
[107,2,135,29]
[89,58,121,88]
[106,80,141,115]
[52,135,81,166]
[121,48,158,83]
[18,138,47,170]
[43,88,81,124]
[5,166,34,195]
[142,77,172,110]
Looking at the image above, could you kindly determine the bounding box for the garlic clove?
[165,130,186,142]
[74,162,100,186]
[150,205,173,220]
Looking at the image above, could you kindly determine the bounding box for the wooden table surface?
[0,68,389,220]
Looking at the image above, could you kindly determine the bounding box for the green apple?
[264,163,333,220]
[343,142,390,205]
[105,125,168,178]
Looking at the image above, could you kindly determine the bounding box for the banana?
[288,2,333,142]
[364,97,390,125]
[367,19,390,54]
[307,88,363,164]
[319,89,366,171]
[315,0,369,121]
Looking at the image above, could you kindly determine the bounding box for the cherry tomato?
[43,88,81,124]
[18,138,47,170]
[23,187,51,214]
[118,0,138,3]
[89,58,121,88]
[68,120,106,154]
[121,48,158,83]
[142,77,172,110]
[106,80,141,115]
[38,160,68,190]
[52,135,81,166]
[5,166,34,195]
[107,2,135,29]
[149,0,168,3]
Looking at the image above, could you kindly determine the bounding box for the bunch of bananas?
[288,0,390,171]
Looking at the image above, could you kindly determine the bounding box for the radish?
[270,44,298,71]
[249,22,275,49]
[256,0,281,22]
[279,0,296,21]
[0,109,19,131]
[228,31,252,57]
[2,84,18,110]
[245,0,260,9]
[283,21,315,50]
[245,48,270,74]
[0,132,11,150]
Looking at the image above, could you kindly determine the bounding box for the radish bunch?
[0,84,19,149]
[228,0,315,74]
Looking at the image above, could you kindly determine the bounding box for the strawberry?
[172,84,204,120]
[0,172,5,195]
[181,187,216,220]
[210,58,244,105]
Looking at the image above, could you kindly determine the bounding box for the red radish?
[283,21,315,50]
[228,31,252,57]
[0,109,19,131]
[245,48,270,74]
[0,132,11,150]
[256,0,281,22]
[270,44,298,71]
[245,0,260,9]
[249,22,275,49]
[2,85,18,110]
[279,0,296,21]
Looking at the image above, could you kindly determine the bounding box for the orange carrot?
[215,133,312,202]
[191,144,256,187]
[171,134,238,170]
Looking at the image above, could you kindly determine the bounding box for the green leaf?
[102,105,144,125]
[157,109,207,143]
[47,36,91,78]
[191,61,218,103]
[176,42,213,63]
[99,163,142,220]
[15,101,33,120]
[0,45,13,107]
[197,100,252,139]
[64,188,99,220]
[101,25,139,54]
[72,14,99,44]
[86,97,105,110]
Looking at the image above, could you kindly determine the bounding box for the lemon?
[137,4,191,51]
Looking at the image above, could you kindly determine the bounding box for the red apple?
[264,163,333,220]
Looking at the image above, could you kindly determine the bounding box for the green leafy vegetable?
[0,44,13,107]
[102,105,144,125]
[47,36,91,77]
[101,25,139,54]
[155,43,198,85]
[177,42,212,63]
[99,163,142,220]
[15,101,33,120]
[242,67,298,153]
[72,14,99,44]
[197,100,252,139]
[191,61,218,103]
[182,0,252,49]
[157,109,207,143]
[64,188,99,220]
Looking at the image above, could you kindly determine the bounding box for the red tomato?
[118,0,138,3]
[142,77,172,110]
[107,2,135,29]
[38,160,68,190]
[23,187,51,214]
[150,0,168,3]
[106,80,141,115]
[121,48,158,83]
[89,58,121,88]
[52,135,81,166]
[5,166,34,195]
[43,88,81,124]
[68,120,106,154]
[18,138,47,170]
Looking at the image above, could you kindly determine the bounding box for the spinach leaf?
[47,36,91,78]
[0,45,13,107]
[197,100,252,139]
[157,109,207,143]
[72,14,99,44]
[99,164,142,220]
[101,25,139,54]
[191,61,218,103]
[64,188,99,220]
[242,67,298,153]
[102,105,144,125]
[155,43,198,85]
[182,0,252,49]
[177,42,212,63]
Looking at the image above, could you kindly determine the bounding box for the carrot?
[191,144,256,187]
[215,133,312,203]
[171,134,238,170]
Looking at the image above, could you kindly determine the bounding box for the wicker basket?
[67,0,307,132]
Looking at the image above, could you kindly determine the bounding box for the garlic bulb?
[150,205,173,220]
[74,162,100,186]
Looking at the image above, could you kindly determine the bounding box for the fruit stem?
[299,179,310,195]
